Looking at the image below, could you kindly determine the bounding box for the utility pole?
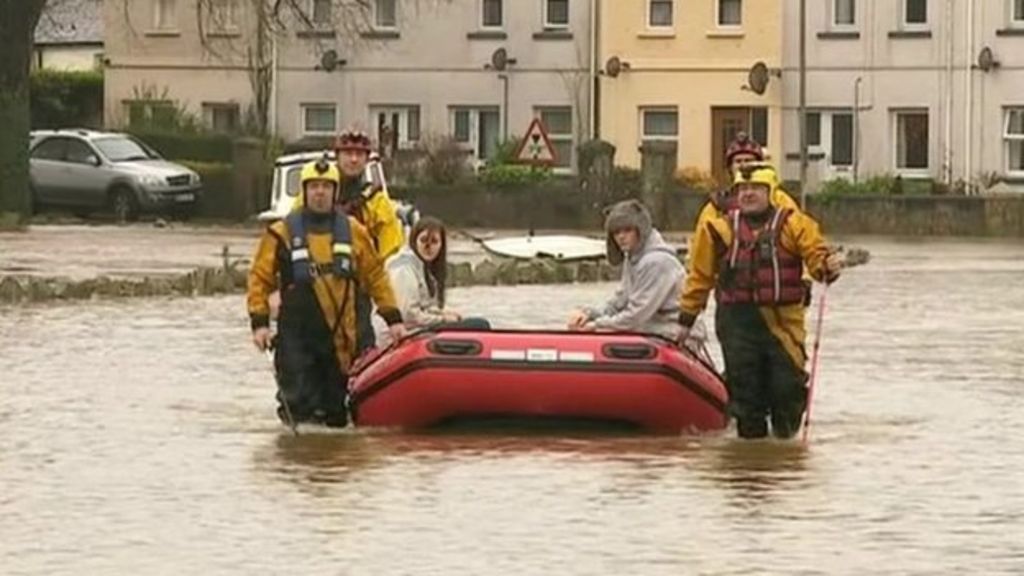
[799,0,808,210]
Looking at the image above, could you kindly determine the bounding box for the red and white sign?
[514,118,558,166]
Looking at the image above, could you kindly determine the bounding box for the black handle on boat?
[602,343,656,360]
[428,338,483,356]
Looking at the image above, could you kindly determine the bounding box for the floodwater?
[1,238,1023,575]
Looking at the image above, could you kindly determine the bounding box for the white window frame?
[639,106,679,145]
[301,103,338,136]
[206,0,238,32]
[534,106,574,172]
[646,0,674,30]
[543,0,570,29]
[1004,107,1024,176]
[449,106,501,164]
[1012,0,1024,27]
[310,0,333,28]
[153,0,178,30]
[369,105,420,150]
[832,0,857,29]
[902,0,928,29]
[716,0,742,29]
[481,0,504,29]
[892,108,930,176]
[374,0,398,30]
[202,102,240,133]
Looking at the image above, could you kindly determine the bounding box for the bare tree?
[115,0,447,137]
[0,0,47,226]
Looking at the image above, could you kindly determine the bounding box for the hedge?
[178,161,236,218]
[129,130,235,164]
[30,70,104,129]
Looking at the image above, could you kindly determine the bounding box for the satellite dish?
[748,61,769,95]
[490,47,509,71]
[977,46,1000,72]
[605,56,622,78]
[320,49,339,72]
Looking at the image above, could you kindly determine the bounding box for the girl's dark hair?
[409,216,447,307]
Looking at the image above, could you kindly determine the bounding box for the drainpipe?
[798,0,808,209]
[964,0,975,191]
[854,77,862,183]
[944,0,954,185]
[269,30,278,137]
[588,0,597,140]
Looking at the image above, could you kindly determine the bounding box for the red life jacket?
[717,208,806,306]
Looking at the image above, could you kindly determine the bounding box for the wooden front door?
[711,107,751,187]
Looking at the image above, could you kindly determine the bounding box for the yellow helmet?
[732,163,777,191]
[300,158,340,189]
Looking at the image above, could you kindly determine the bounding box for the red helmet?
[725,131,764,164]
[335,129,373,153]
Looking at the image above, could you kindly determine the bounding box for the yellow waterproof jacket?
[352,187,404,260]
[247,213,401,370]
[680,207,832,370]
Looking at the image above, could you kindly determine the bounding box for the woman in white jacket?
[375,216,489,348]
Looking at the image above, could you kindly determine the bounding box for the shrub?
[675,166,718,194]
[417,134,470,185]
[479,164,552,188]
[129,131,236,163]
[30,70,104,129]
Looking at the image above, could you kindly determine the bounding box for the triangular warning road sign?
[514,118,558,166]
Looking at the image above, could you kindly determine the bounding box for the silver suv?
[29,129,203,222]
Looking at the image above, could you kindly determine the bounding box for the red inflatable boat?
[348,329,728,434]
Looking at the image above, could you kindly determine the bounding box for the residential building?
[103,0,592,170]
[34,0,104,71]
[597,0,783,181]
[781,0,1024,191]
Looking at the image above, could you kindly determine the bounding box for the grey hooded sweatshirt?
[583,200,684,339]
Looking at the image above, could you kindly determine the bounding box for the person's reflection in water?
[707,438,814,507]
[259,432,380,496]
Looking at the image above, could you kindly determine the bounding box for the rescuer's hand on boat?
[252,327,273,352]
[388,323,409,343]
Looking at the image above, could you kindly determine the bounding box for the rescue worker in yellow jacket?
[248,159,406,428]
[333,129,405,355]
[677,165,842,439]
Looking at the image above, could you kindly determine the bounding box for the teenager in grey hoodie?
[567,199,685,340]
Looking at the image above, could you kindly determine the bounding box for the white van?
[258,150,419,234]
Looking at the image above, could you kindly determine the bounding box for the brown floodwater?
[1,237,1023,574]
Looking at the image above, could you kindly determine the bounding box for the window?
[154,0,177,29]
[895,110,929,171]
[535,107,573,169]
[31,138,68,161]
[1014,0,1024,24]
[750,107,768,147]
[203,103,240,133]
[641,107,679,143]
[123,100,175,129]
[904,0,927,25]
[482,0,503,28]
[806,112,822,147]
[451,107,501,161]
[375,0,397,29]
[370,106,421,154]
[648,0,673,28]
[831,112,854,167]
[833,0,856,26]
[718,0,742,27]
[1005,107,1024,174]
[302,104,337,135]
[545,0,569,28]
[65,140,98,165]
[207,0,237,31]
[312,0,332,26]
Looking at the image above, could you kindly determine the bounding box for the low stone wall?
[396,183,1024,237]
[0,258,622,305]
[804,194,1024,237]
